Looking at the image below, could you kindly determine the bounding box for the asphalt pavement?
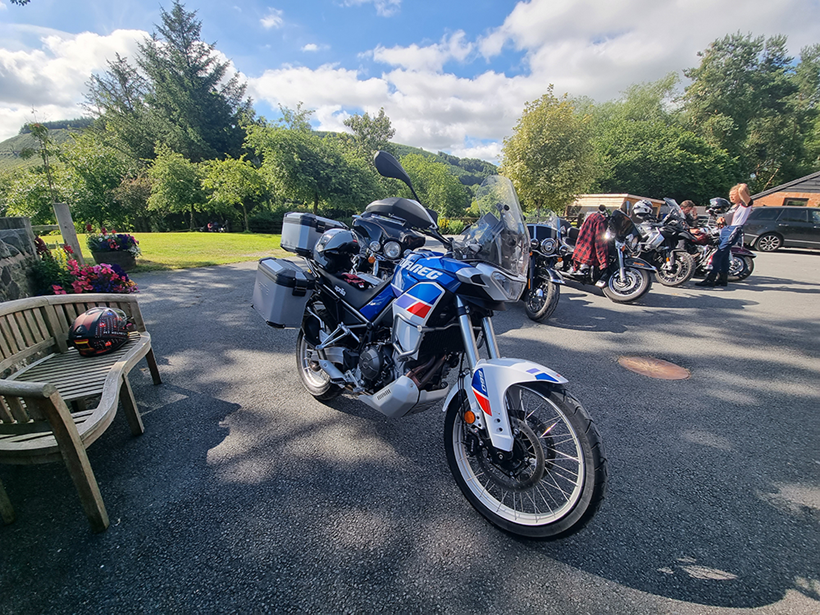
[1,247,818,614]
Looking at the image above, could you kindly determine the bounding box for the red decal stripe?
[473,390,492,415]
[408,302,431,318]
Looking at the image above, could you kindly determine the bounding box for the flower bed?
[30,240,138,295]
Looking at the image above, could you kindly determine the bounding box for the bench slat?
[1,316,22,355]
[0,329,14,363]
[0,398,13,422]
[21,311,43,345]
[4,396,30,422]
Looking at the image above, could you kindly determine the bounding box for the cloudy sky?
[1,0,819,163]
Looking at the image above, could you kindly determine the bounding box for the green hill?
[0,122,498,185]
[0,128,81,172]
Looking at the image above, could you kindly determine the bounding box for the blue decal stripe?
[359,287,394,320]
[409,283,443,303]
[395,294,416,310]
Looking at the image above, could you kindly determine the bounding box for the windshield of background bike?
[662,197,685,223]
[452,176,530,279]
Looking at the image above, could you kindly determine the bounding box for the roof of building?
[752,170,820,199]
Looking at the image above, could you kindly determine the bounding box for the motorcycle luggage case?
[252,257,316,328]
[281,212,347,257]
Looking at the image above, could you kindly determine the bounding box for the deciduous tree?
[501,86,596,213]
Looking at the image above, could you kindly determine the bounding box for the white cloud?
[369,31,473,72]
[260,8,284,30]
[3,0,820,164]
[342,0,401,18]
[0,29,145,140]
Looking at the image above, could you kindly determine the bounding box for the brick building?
[752,170,820,207]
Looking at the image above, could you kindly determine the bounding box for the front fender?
[538,266,565,285]
[624,256,657,272]
[444,358,568,452]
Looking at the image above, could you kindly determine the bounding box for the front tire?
[444,385,607,539]
[296,330,343,401]
[655,251,695,287]
[602,268,652,303]
[524,278,561,322]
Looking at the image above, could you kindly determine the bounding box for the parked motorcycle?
[686,198,756,281]
[634,199,697,287]
[350,202,428,279]
[556,209,656,303]
[252,151,606,539]
[522,214,565,321]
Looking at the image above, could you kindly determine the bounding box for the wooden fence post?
[53,202,85,265]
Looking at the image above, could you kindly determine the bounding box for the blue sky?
[2,0,819,162]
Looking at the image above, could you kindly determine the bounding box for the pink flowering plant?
[85,224,141,257]
[31,242,138,296]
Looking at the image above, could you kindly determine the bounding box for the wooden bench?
[0,294,161,532]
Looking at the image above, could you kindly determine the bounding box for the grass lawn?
[77,232,290,271]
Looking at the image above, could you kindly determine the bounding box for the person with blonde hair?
[696,184,753,288]
[727,183,754,227]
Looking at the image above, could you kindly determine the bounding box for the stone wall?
[0,217,38,302]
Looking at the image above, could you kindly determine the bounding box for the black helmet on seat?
[313,228,360,273]
[68,307,130,357]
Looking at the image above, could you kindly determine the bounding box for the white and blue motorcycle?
[275,152,606,539]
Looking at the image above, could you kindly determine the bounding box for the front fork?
[456,297,499,369]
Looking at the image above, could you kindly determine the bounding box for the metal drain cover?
[618,356,690,380]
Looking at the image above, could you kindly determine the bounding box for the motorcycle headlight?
[383,241,402,259]
[490,271,526,302]
[368,240,380,252]
[629,235,639,251]
[540,238,557,255]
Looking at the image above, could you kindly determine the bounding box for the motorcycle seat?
[316,268,392,311]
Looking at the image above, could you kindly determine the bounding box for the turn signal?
[463,410,476,424]
[368,255,376,264]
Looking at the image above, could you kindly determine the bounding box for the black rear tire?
[296,330,343,401]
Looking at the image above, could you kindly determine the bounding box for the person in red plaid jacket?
[572,209,609,274]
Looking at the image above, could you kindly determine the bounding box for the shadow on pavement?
[1,262,817,613]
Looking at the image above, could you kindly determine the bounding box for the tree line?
[1,0,818,232]
[503,34,820,210]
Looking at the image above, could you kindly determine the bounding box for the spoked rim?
[297,334,331,388]
[757,234,781,251]
[657,252,693,285]
[525,280,550,313]
[609,269,642,294]
[451,386,585,526]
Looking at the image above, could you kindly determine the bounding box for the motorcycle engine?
[358,345,384,383]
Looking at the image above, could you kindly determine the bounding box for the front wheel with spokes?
[444,384,607,539]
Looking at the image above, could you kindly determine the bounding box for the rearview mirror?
[374,151,413,188]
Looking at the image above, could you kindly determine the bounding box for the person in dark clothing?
[695,217,738,287]
[680,200,698,228]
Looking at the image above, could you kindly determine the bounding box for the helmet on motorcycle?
[708,197,731,214]
[313,228,360,273]
[68,307,130,357]
[632,200,653,219]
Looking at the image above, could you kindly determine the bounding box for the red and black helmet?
[68,307,130,357]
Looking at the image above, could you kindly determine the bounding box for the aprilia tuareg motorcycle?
[253,151,606,538]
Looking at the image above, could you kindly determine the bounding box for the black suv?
[742,206,820,251]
